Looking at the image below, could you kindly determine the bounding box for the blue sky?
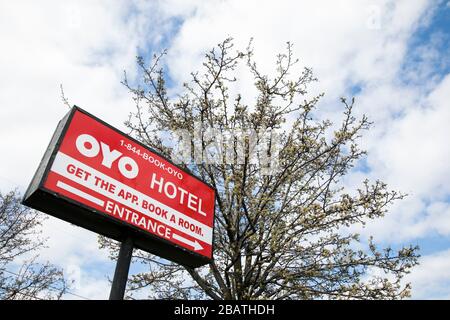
[0,0,449,299]
[401,2,450,85]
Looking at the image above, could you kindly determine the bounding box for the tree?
[0,190,67,300]
[99,38,419,300]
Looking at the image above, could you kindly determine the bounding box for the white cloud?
[164,0,430,96]
[406,249,450,299]
[63,260,112,300]
[368,74,450,197]
[355,73,450,242]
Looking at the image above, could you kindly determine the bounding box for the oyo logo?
[76,134,139,179]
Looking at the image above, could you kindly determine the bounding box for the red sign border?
[23,106,216,268]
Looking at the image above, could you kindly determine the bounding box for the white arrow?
[172,233,204,251]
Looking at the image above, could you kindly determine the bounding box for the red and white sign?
[43,110,215,259]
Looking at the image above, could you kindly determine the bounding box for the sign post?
[109,237,134,300]
[22,106,216,298]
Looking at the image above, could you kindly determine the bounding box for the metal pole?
[109,237,134,300]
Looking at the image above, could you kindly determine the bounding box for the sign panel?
[23,106,215,267]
